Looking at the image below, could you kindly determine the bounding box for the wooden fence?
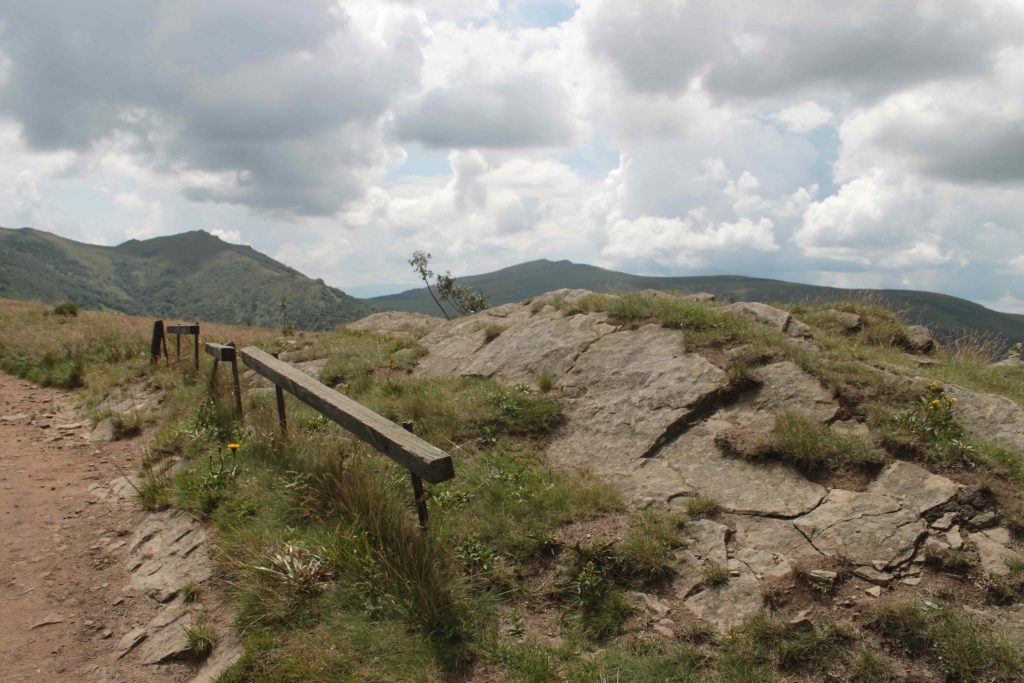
[234,346,453,530]
[204,342,242,415]
[150,320,200,369]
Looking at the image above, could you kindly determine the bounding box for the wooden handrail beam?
[239,346,454,483]
[204,343,236,362]
[166,324,200,335]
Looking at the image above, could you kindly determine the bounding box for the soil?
[0,372,190,682]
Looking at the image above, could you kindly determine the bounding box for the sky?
[1,1,1023,309]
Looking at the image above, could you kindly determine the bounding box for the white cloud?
[602,213,778,268]
[209,228,243,244]
[773,101,835,133]
[1,0,1023,316]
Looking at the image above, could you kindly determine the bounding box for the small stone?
[853,566,893,586]
[810,570,837,583]
[31,614,65,629]
[100,630,113,639]
[789,609,812,628]
[865,586,883,598]
[901,577,923,586]
[931,512,957,531]
[653,618,676,638]
[982,527,1012,546]
[967,511,998,530]
[117,627,147,658]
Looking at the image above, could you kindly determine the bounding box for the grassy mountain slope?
[0,227,372,330]
[370,259,1024,342]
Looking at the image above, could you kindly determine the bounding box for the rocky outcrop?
[721,302,812,338]
[460,309,614,384]
[867,461,960,515]
[127,509,213,603]
[546,326,729,500]
[662,422,827,517]
[344,311,443,339]
[948,385,1024,455]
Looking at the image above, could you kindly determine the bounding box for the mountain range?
[370,259,1024,343]
[2,227,1022,342]
[0,227,371,330]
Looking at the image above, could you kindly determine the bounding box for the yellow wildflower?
[929,380,939,390]
[949,397,957,404]
[227,443,240,450]
[930,399,941,407]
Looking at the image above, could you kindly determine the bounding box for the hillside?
[0,227,372,330]
[370,259,1024,343]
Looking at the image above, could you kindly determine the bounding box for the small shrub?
[183,611,216,659]
[110,410,142,439]
[865,602,932,655]
[52,300,79,317]
[566,557,633,640]
[181,580,202,603]
[846,648,897,682]
[770,412,882,472]
[703,563,730,588]
[256,543,332,595]
[482,324,504,343]
[135,454,172,511]
[537,372,555,393]
[614,510,686,583]
[685,494,720,518]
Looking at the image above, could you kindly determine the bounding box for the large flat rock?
[660,419,827,517]
[684,573,764,633]
[546,325,729,480]
[867,460,960,514]
[794,489,926,568]
[344,311,443,339]
[948,386,1024,455]
[726,515,823,578]
[460,310,614,384]
[722,302,812,338]
[127,510,214,602]
[413,315,490,377]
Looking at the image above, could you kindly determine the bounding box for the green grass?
[867,601,1024,680]
[183,610,216,659]
[685,494,720,518]
[767,412,884,472]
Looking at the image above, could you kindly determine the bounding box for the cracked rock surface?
[399,290,1024,634]
[794,490,926,568]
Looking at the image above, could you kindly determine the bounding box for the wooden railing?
[238,346,454,530]
[149,320,200,369]
[204,342,242,415]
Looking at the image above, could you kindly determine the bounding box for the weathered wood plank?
[166,324,200,335]
[239,347,454,483]
[204,343,236,362]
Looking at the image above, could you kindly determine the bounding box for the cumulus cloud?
[0,0,424,215]
[395,73,576,148]
[602,213,778,268]
[2,0,1024,316]
[773,101,835,133]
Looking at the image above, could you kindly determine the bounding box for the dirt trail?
[0,372,185,682]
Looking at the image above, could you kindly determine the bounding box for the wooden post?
[403,421,429,533]
[193,323,200,370]
[271,351,287,434]
[204,342,243,418]
[228,342,242,416]
[150,320,165,366]
[176,332,181,362]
